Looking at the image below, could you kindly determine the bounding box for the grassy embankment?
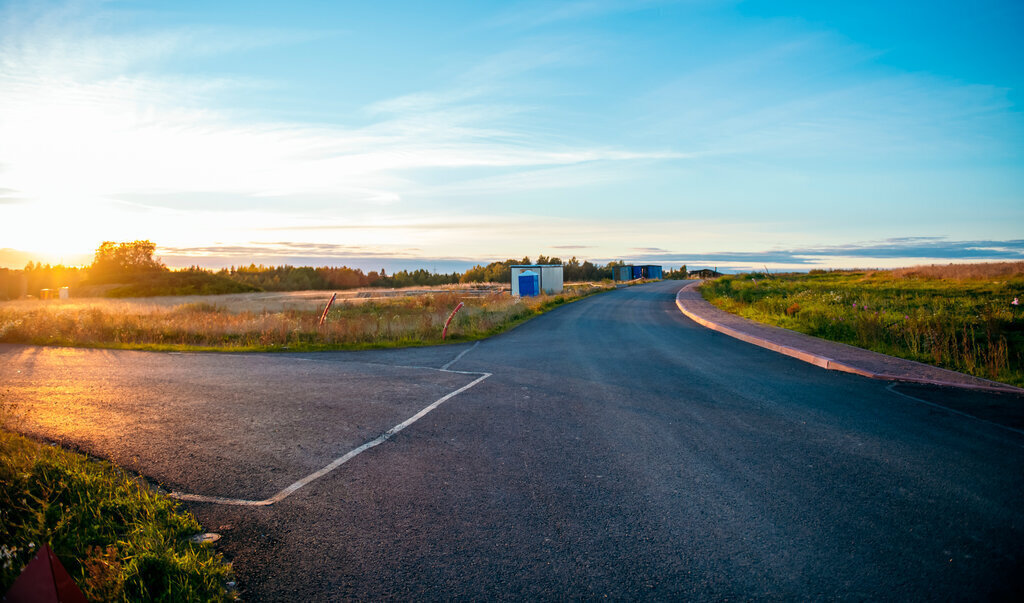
[700,263,1024,388]
[102,270,259,298]
[0,430,233,601]
[0,284,612,352]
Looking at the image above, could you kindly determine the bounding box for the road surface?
[2,280,1022,599]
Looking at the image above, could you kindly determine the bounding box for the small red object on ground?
[442,301,465,341]
[4,543,87,603]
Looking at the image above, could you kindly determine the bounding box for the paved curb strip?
[675,282,1023,394]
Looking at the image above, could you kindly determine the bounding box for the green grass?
[0,285,611,352]
[0,430,234,601]
[700,267,1024,387]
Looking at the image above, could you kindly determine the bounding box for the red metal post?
[318,292,337,327]
[442,301,465,341]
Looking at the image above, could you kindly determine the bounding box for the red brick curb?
[675,281,1023,394]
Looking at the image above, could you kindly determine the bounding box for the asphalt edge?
[675,281,1024,395]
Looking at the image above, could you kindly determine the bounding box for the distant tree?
[460,264,489,283]
[563,257,583,281]
[88,240,166,283]
[377,269,460,288]
[664,265,688,279]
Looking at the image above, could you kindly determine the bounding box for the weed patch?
[0,430,234,601]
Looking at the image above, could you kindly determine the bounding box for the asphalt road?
[2,280,1022,600]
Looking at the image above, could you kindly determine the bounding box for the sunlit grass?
[0,430,234,601]
[0,284,611,352]
[700,264,1024,387]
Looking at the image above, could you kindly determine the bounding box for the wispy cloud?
[634,29,1019,162]
[628,238,1024,267]
[254,221,501,232]
[491,0,682,29]
[0,4,677,226]
[160,242,422,259]
[0,188,24,204]
[798,238,1024,260]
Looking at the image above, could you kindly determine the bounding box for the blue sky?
[1,0,1021,272]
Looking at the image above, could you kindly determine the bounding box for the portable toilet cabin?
[511,265,564,296]
[517,270,539,297]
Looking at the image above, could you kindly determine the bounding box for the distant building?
[690,268,723,279]
[511,265,563,297]
[612,264,663,281]
[637,265,662,280]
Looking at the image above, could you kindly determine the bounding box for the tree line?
[0,241,688,299]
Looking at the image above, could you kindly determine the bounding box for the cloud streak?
[491,0,678,29]
[629,238,1024,267]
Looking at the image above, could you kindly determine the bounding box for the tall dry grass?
[0,285,609,351]
[889,261,1024,280]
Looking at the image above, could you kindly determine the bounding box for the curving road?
[2,280,1022,599]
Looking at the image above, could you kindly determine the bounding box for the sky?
[1,0,1022,273]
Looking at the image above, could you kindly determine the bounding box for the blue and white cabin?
[510,265,564,297]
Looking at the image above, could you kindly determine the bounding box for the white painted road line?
[170,369,492,506]
[442,342,479,370]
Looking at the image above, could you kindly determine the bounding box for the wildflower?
[1014,297,1020,306]
[852,303,857,308]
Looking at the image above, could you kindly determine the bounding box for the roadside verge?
[675,281,1023,394]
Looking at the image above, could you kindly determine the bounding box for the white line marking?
[442,341,479,370]
[886,383,1024,438]
[169,368,491,506]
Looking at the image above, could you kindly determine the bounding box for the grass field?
[700,262,1024,387]
[0,283,610,352]
[0,429,234,601]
